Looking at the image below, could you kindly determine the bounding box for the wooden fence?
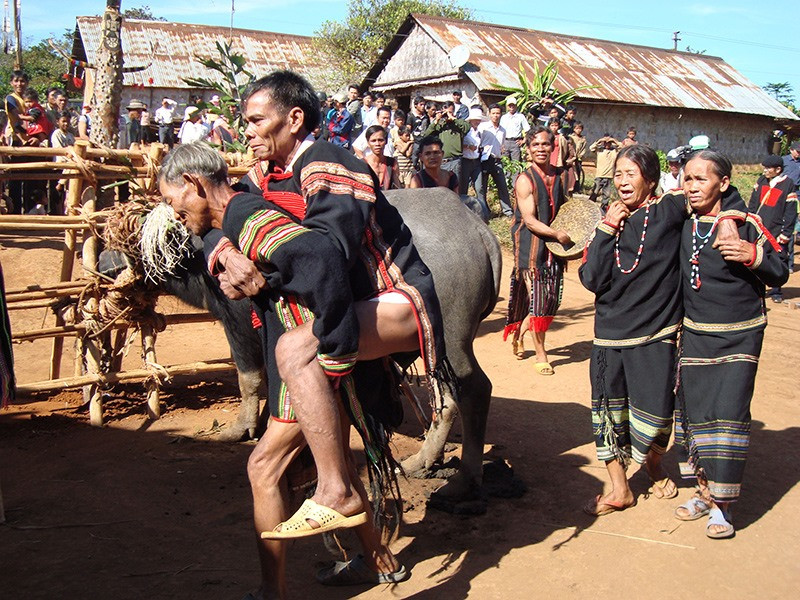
[1,141,252,425]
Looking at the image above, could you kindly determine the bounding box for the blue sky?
[19,0,800,105]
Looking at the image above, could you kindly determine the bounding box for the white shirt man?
[499,104,530,140]
[499,99,529,162]
[178,107,210,144]
[478,114,506,159]
[155,99,177,126]
[477,104,513,216]
[352,107,394,159]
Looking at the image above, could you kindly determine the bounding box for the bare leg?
[276,325,362,519]
[643,449,677,498]
[248,420,307,600]
[532,330,549,364]
[274,300,419,526]
[596,459,635,508]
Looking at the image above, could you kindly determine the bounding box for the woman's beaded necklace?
[689,214,720,290]
[614,198,653,274]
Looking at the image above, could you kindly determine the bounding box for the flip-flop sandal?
[261,499,368,540]
[706,507,735,539]
[674,496,711,521]
[649,476,679,499]
[316,554,409,586]
[583,494,635,517]
[534,362,554,376]
[512,339,525,359]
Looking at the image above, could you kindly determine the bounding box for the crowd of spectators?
[3,72,798,232]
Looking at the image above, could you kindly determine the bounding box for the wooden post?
[81,187,99,271]
[50,140,89,380]
[147,144,165,193]
[84,335,105,427]
[141,324,160,419]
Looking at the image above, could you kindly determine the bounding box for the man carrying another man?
[164,70,455,596]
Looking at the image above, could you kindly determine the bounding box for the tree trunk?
[90,0,124,148]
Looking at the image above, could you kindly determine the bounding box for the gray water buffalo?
[109,188,502,497]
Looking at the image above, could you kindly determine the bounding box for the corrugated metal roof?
[369,14,797,120]
[75,17,325,89]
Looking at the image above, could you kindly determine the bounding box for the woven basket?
[546,196,602,259]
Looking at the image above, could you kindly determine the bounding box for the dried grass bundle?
[139,202,193,284]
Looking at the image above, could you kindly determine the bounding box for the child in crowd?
[21,89,53,145]
[569,121,587,193]
[394,125,415,188]
[50,112,76,214]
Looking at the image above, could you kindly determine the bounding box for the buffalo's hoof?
[401,455,459,479]
[427,476,487,515]
[214,423,256,442]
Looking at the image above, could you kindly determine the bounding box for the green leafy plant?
[183,41,255,152]
[655,149,668,173]
[496,60,599,114]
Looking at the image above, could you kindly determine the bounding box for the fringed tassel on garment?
[339,372,403,538]
[592,347,629,468]
[504,270,531,341]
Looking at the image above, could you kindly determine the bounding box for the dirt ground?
[1,232,799,599]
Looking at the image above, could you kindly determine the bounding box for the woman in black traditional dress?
[580,145,744,516]
[674,150,788,538]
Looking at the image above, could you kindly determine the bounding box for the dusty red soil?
[1,232,799,599]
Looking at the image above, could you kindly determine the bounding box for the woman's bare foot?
[644,452,678,499]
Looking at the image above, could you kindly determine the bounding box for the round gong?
[546,196,603,259]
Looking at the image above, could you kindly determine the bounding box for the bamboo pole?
[0,222,93,232]
[13,312,219,342]
[111,327,128,372]
[7,279,95,294]
[146,144,165,193]
[84,333,104,427]
[0,214,98,224]
[141,324,160,419]
[0,162,143,174]
[0,146,146,160]
[16,360,236,395]
[81,187,99,272]
[50,141,88,380]
[7,299,67,311]
[0,172,143,181]
[6,286,91,302]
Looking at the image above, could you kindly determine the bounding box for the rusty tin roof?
[366,14,796,120]
[75,17,324,89]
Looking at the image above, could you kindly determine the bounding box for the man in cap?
[659,148,683,192]
[499,96,530,162]
[207,94,222,125]
[748,154,798,299]
[118,99,146,149]
[783,141,800,190]
[327,92,354,149]
[178,106,209,144]
[452,90,469,120]
[462,106,487,216]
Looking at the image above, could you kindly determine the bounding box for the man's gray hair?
[159,142,228,186]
